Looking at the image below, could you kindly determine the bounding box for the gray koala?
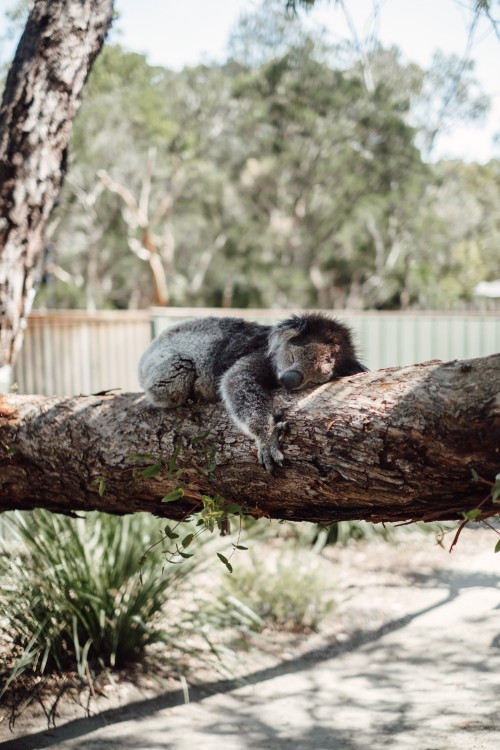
[138,313,366,473]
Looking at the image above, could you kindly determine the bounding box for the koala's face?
[269,314,366,392]
[273,340,343,391]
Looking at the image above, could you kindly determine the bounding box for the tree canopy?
[28,3,498,314]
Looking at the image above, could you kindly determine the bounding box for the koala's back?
[144,316,270,369]
[139,316,271,403]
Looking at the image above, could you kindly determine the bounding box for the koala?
[138,313,366,473]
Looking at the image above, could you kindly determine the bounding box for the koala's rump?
[140,316,271,402]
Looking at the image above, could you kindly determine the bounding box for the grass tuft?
[211,547,335,633]
[0,510,200,696]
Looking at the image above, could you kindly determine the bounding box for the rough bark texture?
[1,355,499,524]
[0,0,115,371]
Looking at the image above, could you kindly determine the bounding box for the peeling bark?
[1,355,499,525]
[0,0,115,370]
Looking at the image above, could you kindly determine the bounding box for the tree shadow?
[2,563,499,750]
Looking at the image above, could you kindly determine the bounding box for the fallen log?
[0,354,499,525]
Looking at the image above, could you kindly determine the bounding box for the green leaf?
[167,444,182,473]
[161,487,185,503]
[224,503,243,515]
[233,545,248,551]
[177,550,194,559]
[182,533,194,548]
[492,486,500,503]
[93,477,106,496]
[164,526,179,540]
[470,468,480,481]
[463,509,482,521]
[203,518,215,533]
[142,461,162,478]
[217,552,233,573]
[495,539,500,553]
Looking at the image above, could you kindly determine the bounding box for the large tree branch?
[0,355,499,524]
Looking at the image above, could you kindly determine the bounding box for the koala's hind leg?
[139,354,196,408]
[219,353,283,473]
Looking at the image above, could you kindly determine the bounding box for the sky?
[1,0,499,162]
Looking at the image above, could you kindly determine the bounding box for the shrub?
[212,547,335,633]
[0,510,200,695]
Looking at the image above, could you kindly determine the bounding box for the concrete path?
[2,549,500,750]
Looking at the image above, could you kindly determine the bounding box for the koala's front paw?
[275,419,289,436]
[257,430,285,474]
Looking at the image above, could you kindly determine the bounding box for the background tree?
[25,0,496,315]
[412,51,490,158]
[1,0,499,361]
[0,0,115,390]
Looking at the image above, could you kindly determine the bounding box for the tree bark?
[0,0,115,378]
[1,355,499,525]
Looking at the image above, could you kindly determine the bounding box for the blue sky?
[1,0,499,162]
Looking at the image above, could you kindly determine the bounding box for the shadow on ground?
[2,562,499,750]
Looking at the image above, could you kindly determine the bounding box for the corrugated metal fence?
[349,312,500,368]
[151,308,500,372]
[14,310,152,396]
[12,308,500,396]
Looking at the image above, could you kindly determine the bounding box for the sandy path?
[2,533,499,750]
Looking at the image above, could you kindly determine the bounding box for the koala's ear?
[267,315,304,356]
[337,358,369,377]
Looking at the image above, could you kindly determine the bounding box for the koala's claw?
[257,434,285,474]
[258,448,283,474]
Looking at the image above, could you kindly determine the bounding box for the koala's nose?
[279,370,303,391]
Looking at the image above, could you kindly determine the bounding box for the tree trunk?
[0,0,115,382]
[1,355,499,525]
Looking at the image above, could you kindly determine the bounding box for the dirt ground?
[1,525,499,749]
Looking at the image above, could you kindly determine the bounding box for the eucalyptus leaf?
[142,462,162,478]
[161,488,185,503]
[463,509,482,521]
[164,525,180,540]
[217,552,233,573]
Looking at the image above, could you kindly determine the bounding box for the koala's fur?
[138,313,366,472]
